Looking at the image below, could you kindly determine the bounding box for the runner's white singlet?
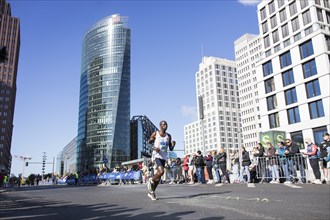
[152,131,169,161]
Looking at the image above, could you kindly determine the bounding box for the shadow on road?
[0,193,225,220]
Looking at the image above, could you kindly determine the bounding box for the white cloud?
[181,105,197,120]
[238,0,262,6]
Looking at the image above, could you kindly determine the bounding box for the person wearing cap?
[319,132,330,183]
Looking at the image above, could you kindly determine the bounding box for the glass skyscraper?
[77,14,130,171]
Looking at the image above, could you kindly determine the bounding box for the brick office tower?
[0,0,20,173]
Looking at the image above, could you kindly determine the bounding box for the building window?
[267,95,277,111]
[303,59,317,78]
[272,30,279,43]
[302,10,312,26]
[326,36,330,51]
[277,0,285,8]
[282,23,289,38]
[269,1,276,14]
[274,44,281,52]
[306,79,321,98]
[300,0,309,9]
[300,40,314,59]
[309,100,325,119]
[260,7,267,20]
[270,15,277,29]
[280,51,292,68]
[291,17,300,32]
[264,35,270,48]
[313,126,329,146]
[285,87,298,105]
[279,9,287,23]
[289,2,297,16]
[287,107,301,124]
[317,9,324,22]
[265,77,275,94]
[269,112,280,128]
[324,0,329,8]
[282,69,295,86]
[263,60,273,77]
[294,33,301,42]
[283,39,291,47]
[262,21,268,34]
[315,0,321,5]
[291,131,304,149]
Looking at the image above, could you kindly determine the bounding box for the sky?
[8,0,262,176]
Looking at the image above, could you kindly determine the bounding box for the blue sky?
[9,0,261,176]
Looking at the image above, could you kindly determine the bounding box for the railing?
[253,153,308,183]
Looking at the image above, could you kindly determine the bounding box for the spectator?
[319,132,330,183]
[303,138,322,184]
[254,143,266,183]
[277,141,291,184]
[188,153,195,184]
[230,150,240,183]
[182,154,190,183]
[215,147,230,184]
[204,151,214,184]
[170,158,178,184]
[266,142,279,184]
[193,150,206,184]
[176,157,183,183]
[240,146,251,183]
[285,139,306,183]
[211,150,221,184]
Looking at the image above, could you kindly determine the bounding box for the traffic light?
[0,46,7,62]
[25,162,28,166]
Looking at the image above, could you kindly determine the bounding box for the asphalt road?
[1,183,329,220]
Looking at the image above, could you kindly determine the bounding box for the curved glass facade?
[77,14,130,171]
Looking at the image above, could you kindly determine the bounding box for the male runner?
[147,120,175,200]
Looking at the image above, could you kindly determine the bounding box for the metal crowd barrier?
[254,153,308,183]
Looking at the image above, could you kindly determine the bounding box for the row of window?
[267,78,321,112]
[264,57,317,96]
[263,39,314,77]
[269,99,325,128]
[262,9,313,47]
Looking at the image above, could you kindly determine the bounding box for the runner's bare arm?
[169,134,175,151]
[148,132,160,152]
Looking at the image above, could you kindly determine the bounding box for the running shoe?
[148,192,157,201]
[147,178,154,193]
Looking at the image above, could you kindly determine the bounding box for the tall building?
[184,57,242,159]
[0,0,20,173]
[77,14,131,171]
[56,137,77,176]
[130,115,158,160]
[256,0,330,149]
[234,34,263,150]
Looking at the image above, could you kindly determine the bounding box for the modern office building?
[56,137,77,176]
[76,14,131,171]
[184,57,242,160]
[0,0,20,173]
[256,0,330,149]
[234,34,263,151]
[130,115,158,160]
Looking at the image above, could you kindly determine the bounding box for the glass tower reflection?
[77,14,130,171]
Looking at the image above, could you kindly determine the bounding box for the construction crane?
[13,155,32,178]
